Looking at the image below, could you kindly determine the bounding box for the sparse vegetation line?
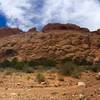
[0,58,100,78]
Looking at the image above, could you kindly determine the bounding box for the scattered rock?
[29,85,34,88]
[17,83,21,85]
[0,80,3,84]
[57,75,64,81]
[96,72,100,80]
[54,81,61,87]
[78,93,85,100]
[41,82,47,85]
[51,91,58,95]
[94,88,100,95]
[11,93,17,96]
[62,93,67,96]
[78,82,86,87]
[50,97,55,100]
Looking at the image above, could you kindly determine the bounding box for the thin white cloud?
[0,0,100,31]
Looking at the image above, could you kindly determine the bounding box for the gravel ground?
[0,71,99,100]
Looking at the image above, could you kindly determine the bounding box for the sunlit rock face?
[0,23,100,64]
[27,27,37,33]
[42,23,89,33]
[0,28,22,37]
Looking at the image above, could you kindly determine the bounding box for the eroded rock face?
[0,23,100,64]
[42,23,89,33]
[28,27,37,32]
[0,28,22,37]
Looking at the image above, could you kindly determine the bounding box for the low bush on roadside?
[58,61,81,78]
[36,72,45,83]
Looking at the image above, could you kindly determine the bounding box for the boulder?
[96,72,100,80]
[78,82,86,87]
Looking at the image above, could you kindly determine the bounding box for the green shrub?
[80,64,100,72]
[86,64,100,72]
[0,59,11,68]
[14,62,25,70]
[10,58,19,67]
[41,59,57,68]
[61,57,72,63]
[28,59,57,69]
[71,70,81,78]
[2,57,100,75]
[28,60,36,67]
[36,72,45,83]
[73,58,92,66]
[22,67,34,73]
[38,59,56,67]
[59,61,81,78]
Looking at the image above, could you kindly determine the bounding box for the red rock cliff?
[0,23,100,64]
[0,28,22,37]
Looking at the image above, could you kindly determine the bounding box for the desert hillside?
[0,23,100,64]
[0,23,100,100]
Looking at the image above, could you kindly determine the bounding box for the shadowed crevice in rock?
[2,49,18,57]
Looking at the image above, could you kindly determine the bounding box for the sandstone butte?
[0,23,100,64]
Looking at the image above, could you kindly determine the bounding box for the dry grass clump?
[36,72,45,83]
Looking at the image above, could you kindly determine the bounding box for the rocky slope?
[0,28,23,37]
[0,23,100,64]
